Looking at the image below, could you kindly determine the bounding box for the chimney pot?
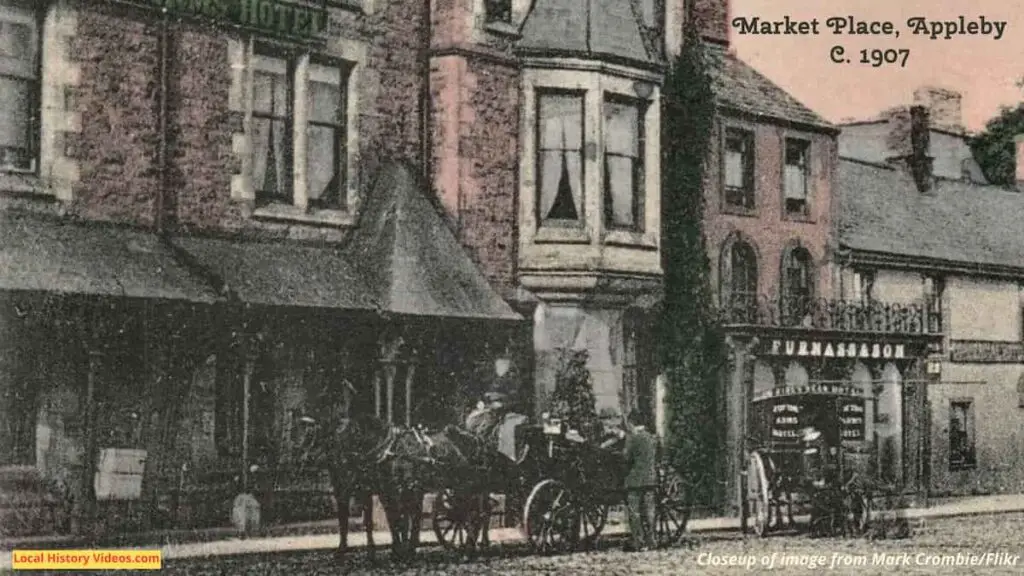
[1015,134,1024,192]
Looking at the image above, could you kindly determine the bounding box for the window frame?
[948,398,976,472]
[602,92,646,233]
[720,237,759,323]
[251,43,297,207]
[534,87,587,229]
[722,126,755,213]
[780,245,815,325]
[782,137,811,219]
[0,0,43,175]
[305,55,352,211]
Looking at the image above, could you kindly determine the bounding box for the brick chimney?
[885,105,933,192]
[1016,134,1024,192]
[692,0,729,44]
[913,86,963,133]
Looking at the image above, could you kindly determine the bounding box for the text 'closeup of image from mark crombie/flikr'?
[0,0,1023,573]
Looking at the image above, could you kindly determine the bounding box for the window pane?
[725,148,745,189]
[538,95,582,151]
[0,19,35,69]
[308,80,341,124]
[307,124,337,205]
[784,165,806,199]
[252,117,289,198]
[604,101,638,157]
[537,94,583,222]
[253,58,287,117]
[606,155,634,227]
[0,76,29,148]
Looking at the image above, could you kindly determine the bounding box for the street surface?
[42,512,1024,575]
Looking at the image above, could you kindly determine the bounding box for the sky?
[729,0,1023,132]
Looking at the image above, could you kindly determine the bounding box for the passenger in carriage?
[465,391,509,443]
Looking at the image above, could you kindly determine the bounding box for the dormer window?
[536,91,585,227]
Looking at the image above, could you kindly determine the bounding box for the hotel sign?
[765,339,907,360]
[108,0,328,42]
[949,340,1024,364]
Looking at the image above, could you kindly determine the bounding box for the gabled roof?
[343,161,522,321]
[837,158,1024,271]
[704,43,835,132]
[517,0,658,67]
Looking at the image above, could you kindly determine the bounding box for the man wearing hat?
[466,391,509,444]
[623,410,657,551]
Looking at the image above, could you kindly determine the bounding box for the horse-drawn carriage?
[745,384,874,537]
[428,414,691,554]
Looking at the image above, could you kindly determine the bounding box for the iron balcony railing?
[720,293,943,335]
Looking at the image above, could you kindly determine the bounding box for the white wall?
[947,277,1020,341]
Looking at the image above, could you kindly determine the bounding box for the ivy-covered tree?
[970,103,1024,187]
[658,19,728,506]
[548,348,601,439]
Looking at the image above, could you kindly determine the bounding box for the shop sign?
[766,339,906,360]
[949,340,1024,363]
[108,0,328,42]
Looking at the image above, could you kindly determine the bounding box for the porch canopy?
[170,161,520,321]
[0,210,216,304]
[343,160,521,321]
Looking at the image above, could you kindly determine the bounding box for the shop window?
[948,399,976,471]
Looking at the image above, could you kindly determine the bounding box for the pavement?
[3,492,1024,569]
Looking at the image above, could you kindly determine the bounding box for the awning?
[344,161,522,321]
[0,210,217,304]
[170,235,377,311]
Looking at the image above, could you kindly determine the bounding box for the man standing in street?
[623,410,657,552]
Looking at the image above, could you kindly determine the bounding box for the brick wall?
[430,53,521,297]
[64,3,425,237]
[703,116,836,299]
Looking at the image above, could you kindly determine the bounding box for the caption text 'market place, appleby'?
[731,16,1007,41]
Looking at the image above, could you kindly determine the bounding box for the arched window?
[720,239,758,322]
[781,246,814,325]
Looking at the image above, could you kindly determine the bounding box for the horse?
[295,410,404,560]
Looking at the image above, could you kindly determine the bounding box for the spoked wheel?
[747,452,771,537]
[523,479,579,554]
[578,500,608,546]
[655,466,691,548]
[432,488,482,551]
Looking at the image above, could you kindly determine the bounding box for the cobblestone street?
[153,513,1024,575]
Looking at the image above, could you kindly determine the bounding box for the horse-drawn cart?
[518,420,690,553]
[746,384,874,537]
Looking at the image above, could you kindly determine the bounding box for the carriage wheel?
[747,452,771,537]
[579,500,608,545]
[523,479,578,554]
[845,489,872,536]
[432,488,481,551]
[655,466,690,548]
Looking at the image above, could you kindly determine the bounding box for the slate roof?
[703,43,835,131]
[171,235,377,311]
[0,210,217,303]
[517,0,657,66]
[837,158,1024,270]
[343,160,522,321]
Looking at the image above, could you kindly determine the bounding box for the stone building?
[837,107,1024,497]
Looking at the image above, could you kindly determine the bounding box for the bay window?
[536,91,584,226]
[0,0,38,173]
[603,96,645,231]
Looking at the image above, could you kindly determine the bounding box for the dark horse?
[296,410,408,559]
